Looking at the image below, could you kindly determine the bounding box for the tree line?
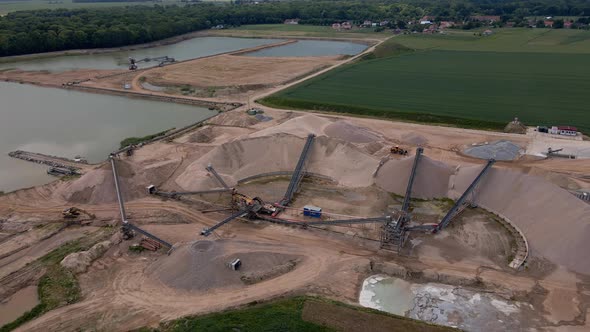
[1,0,589,57]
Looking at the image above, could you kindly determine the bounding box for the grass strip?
[137,296,457,332]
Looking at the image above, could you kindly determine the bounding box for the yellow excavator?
[62,207,95,225]
[390,145,409,155]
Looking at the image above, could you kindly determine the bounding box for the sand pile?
[55,158,180,204]
[450,165,590,274]
[504,120,527,134]
[464,140,521,161]
[401,132,428,146]
[324,120,382,143]
[375,155,454,199]
[148,240,299,291]
[176,134,379,190]
[251,114,332,138]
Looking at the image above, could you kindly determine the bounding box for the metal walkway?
[401,147,424,214]
[380,148,423,253]
[275,134,315,213]
[153,188,232,199]
[201,208,250,236]
[110,155,174,250]
[123,222,173,248]
[206,164,230,189]
[436,159,495,231]
[258,215,390,226]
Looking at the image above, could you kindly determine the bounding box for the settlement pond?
[245,39,367,57]
[0,37,281,72]
[360,275,536,331]
[0,82,216,192]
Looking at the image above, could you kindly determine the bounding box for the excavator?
[390,145,409,155]
[62,207,95,225]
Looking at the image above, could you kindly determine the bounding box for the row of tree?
[1,0,589,56]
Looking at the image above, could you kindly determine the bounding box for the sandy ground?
[141,54,340,89]
[0,68,122,87]
[0,108,588,331]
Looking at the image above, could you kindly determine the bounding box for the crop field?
[263,29,590,133]
[394,28,590,53]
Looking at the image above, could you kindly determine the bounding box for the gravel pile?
[464,140,521,161]
[324,120,382,143]
[148,240,299,291]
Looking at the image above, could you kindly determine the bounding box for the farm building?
[284,19,300,25]
[550,126,578,136]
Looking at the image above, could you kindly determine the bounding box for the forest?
[1,0,590,56]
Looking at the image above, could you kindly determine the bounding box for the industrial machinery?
[128,56,176,70]
[62,207,95,220]
[390,145,408,155]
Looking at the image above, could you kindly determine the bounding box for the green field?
[263,29,590,133]
[145,296,455,332]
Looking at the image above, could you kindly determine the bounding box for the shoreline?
[0,30,376,64]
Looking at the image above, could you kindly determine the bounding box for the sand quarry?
[1,37,590,331]
[0,108,589,331]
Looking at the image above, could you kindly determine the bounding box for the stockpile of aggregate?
[464,140,521,161]
[176,134,380,190]
[324,120,382,143]
[148,240,298,291]
[375,155,454,199]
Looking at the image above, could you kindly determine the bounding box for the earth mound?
[504,118,527,134]
[375,155,454,199]
[147,240,300,291]
[176,134,379,190]
[324,120,382,143]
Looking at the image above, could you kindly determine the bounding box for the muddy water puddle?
[0,286,39,326]
[360,275,536,331]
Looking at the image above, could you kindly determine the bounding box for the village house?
[283,18,300,25]
[332,21,352,30]
[362,20,372,27]
[483,29,494,36]
[564,21,573,28]
[544,20,554,27]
